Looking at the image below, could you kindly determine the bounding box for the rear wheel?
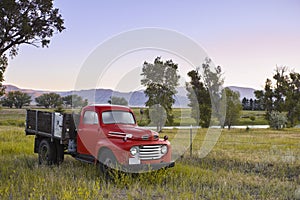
[38,139,57,165]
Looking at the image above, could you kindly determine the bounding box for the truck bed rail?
[25,110,77,142]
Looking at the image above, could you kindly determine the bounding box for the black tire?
[98,149,118,179]
[38,139,57,165]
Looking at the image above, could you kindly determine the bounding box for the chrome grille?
[139,145,164,160]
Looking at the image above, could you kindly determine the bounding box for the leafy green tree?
[202,58,225,126]
[241,97,249,110]
[35,93,62,108]
[285,71,300,126]
[62,94,88,108]
[223,88,242,130]
[273,67,289,112]
[108,96,128,106]
[255,67,300,127]
[141,57,180,131]
[1,93,14,108]
[264,78,274,120]
[186,58,225,127]
[62,95,72,107]
[254,90,265,110]
[2,91,31,108]
[0,0,65,94]
[186,69,211,127]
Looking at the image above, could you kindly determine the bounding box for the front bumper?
[122,161,175,173]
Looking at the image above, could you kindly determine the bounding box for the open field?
[0,108,299,199]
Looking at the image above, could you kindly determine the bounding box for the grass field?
[0,108,299,199]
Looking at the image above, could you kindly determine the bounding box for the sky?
[4,0,300,92]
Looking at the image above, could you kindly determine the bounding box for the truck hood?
[104,125,159,141]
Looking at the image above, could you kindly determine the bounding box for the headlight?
[161,145,168,154]
[130,146,139,156]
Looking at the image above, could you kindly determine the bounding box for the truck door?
[77,110,101,156]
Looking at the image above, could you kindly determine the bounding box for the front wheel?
[98,149,119,179]
[38,139,57,165]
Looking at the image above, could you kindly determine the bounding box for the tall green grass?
[0,127,299,199]
[0,109,26,127]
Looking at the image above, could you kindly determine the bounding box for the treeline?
[254,67,300,128]
[241,98,263,111]
[238,67,300,128]
[1,92,87,109]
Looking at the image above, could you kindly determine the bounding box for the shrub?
[269,111,287,129]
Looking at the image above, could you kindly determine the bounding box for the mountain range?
[3,84,256,107]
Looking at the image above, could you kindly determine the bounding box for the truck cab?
[25,104,174,174]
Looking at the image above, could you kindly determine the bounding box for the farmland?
[0,108,299,199]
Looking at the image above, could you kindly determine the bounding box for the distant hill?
[227,86,256,100]
[4,84,49,103]
[3,84,257,107]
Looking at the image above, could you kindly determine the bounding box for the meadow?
[0,108,299,199]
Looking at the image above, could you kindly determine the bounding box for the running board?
[74,154,95,164]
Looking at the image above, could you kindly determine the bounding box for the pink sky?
[4,0,300,91]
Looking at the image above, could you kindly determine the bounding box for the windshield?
[102,110,136,125]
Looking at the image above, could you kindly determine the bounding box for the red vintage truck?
[25,104,174,174]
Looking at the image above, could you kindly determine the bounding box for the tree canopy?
[0,0,65,95]
[255,67,300,127]
[108,96,128,106]
[141,57,180,131]
[62,94,88,108]
[186,58,225,127]
[35,93,62,108]
[186,69,211,127]
[223,88,242,130]
[1,91,31,108]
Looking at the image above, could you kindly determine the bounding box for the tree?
[141,57,180,131]
[202,58,225,126]
[62,94,88,108]
[264,78,274,120]
[255,67,300,127]
[285,71,300,126]
[108,96,128,106]
[273,67,288,112]
[242,97,249,110]
[186,58,225,127]
[186,69,211,127]
[1,91,31,108]
[249,98,254,110]
[223,88,242,130]
[35,93,62,108]
[253,90,265,111]
[0,0,65,94]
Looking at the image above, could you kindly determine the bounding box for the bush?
[269,111,287,129]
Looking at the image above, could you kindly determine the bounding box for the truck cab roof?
[84,104,132,112]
